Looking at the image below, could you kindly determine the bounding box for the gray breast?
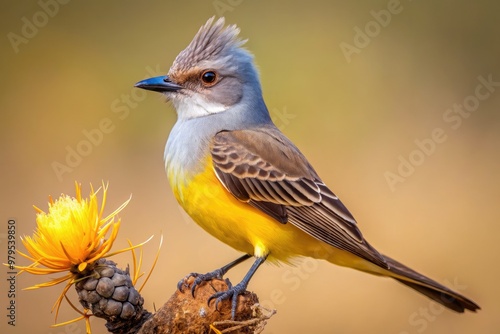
[164,95,274,178]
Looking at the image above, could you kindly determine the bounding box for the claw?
[224,277,233,289]
[176,272,199,292]
[177,274,190,292]
[177,268,226,297]
[208,281,248,319]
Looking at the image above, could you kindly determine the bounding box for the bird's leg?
[177,254,252,297]
[208,255,267,320]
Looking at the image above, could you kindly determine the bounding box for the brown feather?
[211,128,388,268]
[383,255,480,312]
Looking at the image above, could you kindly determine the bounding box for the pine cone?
[75,259,151,334]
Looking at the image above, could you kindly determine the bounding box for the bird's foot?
[177,254,252,298]
[208,280,249,319]
[177,269,228,297]
[176,255,258,319]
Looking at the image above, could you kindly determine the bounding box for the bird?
[135,17,480,319]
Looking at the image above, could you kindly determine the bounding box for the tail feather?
[383,255,480,312]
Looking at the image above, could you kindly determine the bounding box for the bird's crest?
[169,17,248,75]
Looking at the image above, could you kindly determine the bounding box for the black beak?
[134,75,182,92]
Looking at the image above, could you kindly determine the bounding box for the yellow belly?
[168,157,331,263]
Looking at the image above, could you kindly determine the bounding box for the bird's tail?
[375,254,480,312]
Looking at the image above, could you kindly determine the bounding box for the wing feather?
[211,128,387,268]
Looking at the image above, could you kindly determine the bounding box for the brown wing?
[211,128,388,268]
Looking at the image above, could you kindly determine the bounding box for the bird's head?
[135,17,262,120]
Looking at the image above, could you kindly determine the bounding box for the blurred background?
[1,1,499,333]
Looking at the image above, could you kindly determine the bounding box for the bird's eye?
[201,71,218,86]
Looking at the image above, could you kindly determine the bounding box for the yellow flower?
[16,182,130,317]
[20,182,128,276]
